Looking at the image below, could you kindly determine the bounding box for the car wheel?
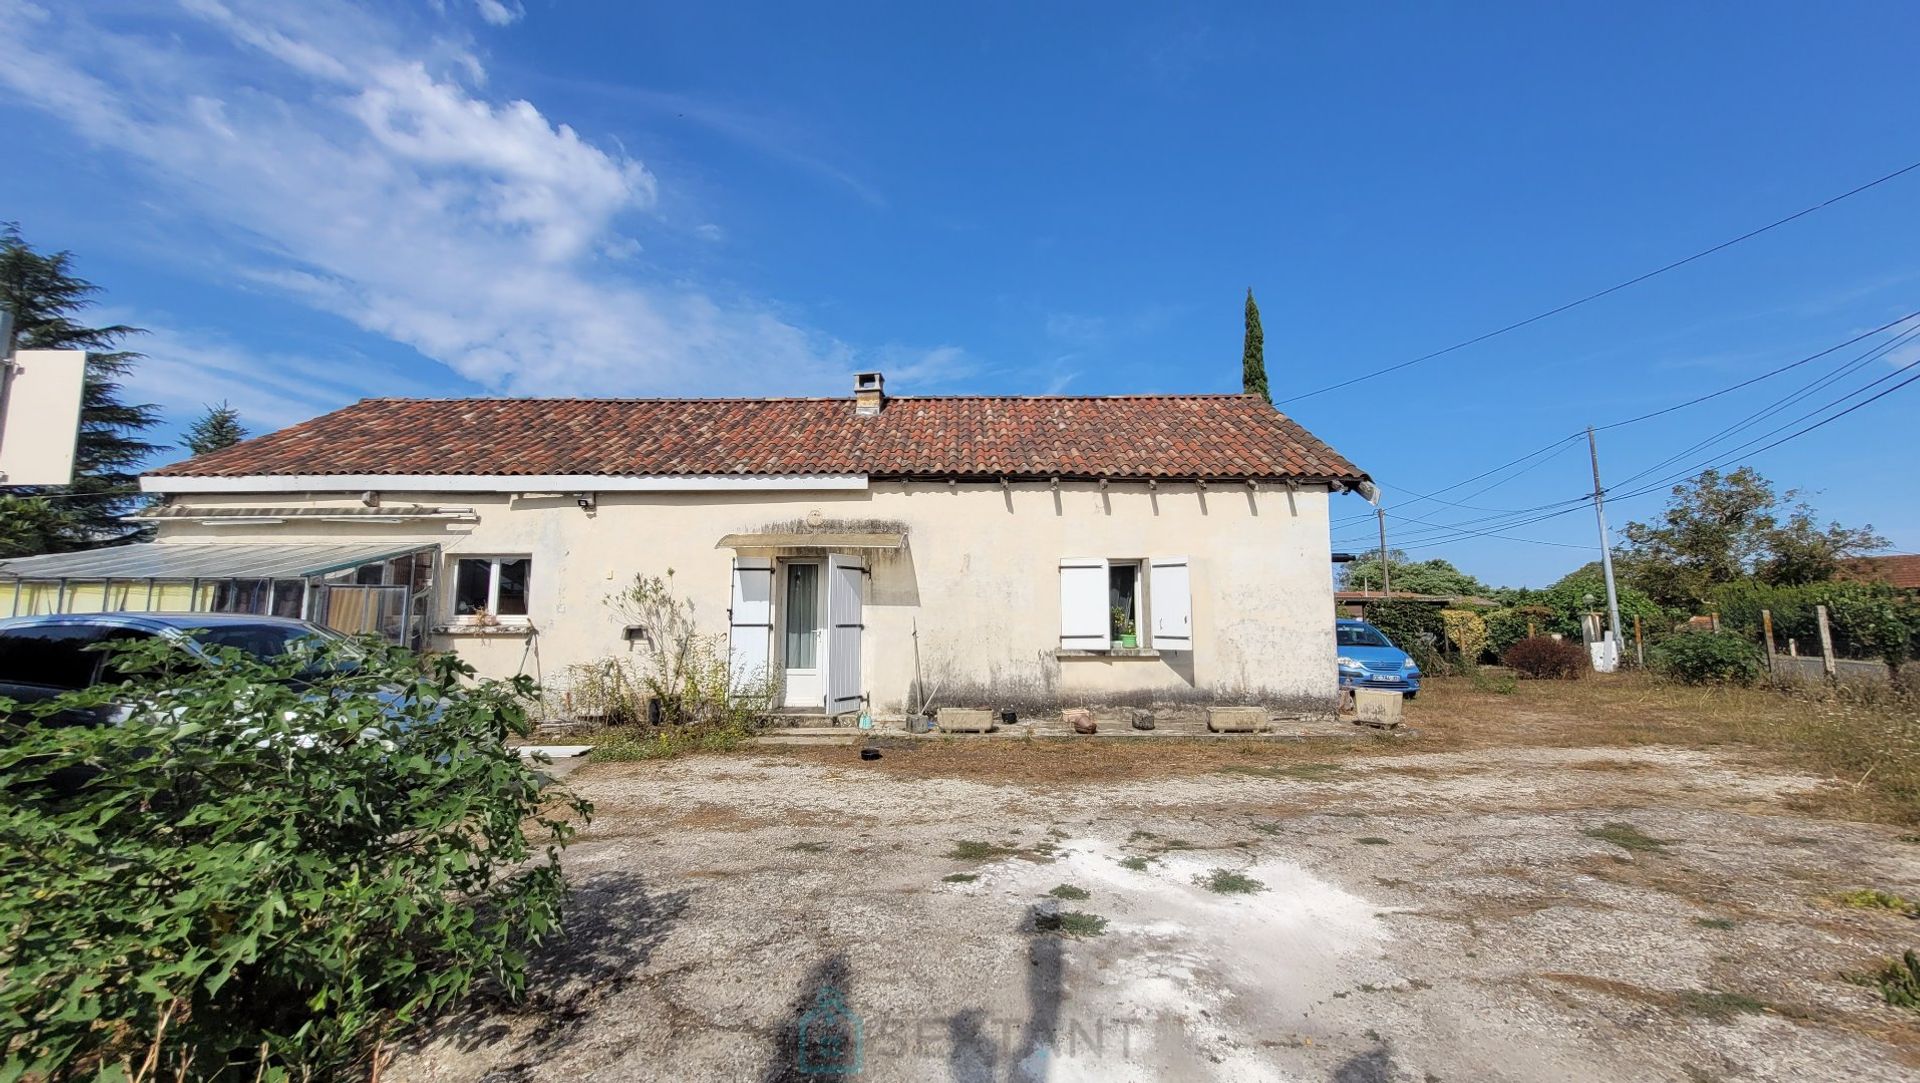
[1403,691,1417,701]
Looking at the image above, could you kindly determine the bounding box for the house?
[0,374,1370,716]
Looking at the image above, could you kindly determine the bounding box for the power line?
[1592,309,1920,433]
[1280,156,1920,406]
[1344,309,1920,529]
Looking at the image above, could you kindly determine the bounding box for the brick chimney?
[853,371,885,416]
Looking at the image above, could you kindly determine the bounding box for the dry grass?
[774,673,1920,825]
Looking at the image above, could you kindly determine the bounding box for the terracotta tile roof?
[1837,554,1920,590]
[147,395,1368,483]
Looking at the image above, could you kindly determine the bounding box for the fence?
[1758,604,1909,686]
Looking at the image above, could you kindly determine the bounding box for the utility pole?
[1587,427,1623,654]
[1376,508,1391,598]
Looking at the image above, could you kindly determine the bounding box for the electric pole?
[1376,507,1391,598]
[1587,427,1623,655]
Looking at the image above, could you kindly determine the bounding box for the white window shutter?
[1149,556,1192,650]
[1059,557,1110,650]
[728,557,775,692]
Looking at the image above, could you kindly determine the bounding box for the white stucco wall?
[151,479,1343,714]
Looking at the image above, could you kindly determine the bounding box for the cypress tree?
[0,223,161,550]
[1242,287,1269,402]
[181,401,248,457]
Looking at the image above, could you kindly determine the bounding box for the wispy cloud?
[0,0,893,400]
[112,315,454,435]
[537,78,887,208]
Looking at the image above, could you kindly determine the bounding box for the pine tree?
[0,223,162,550]
[181,401,247,457]
[1242,287,1269,402]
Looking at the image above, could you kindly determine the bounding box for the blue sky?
[1,1,1915,586]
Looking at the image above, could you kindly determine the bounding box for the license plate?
[1370,675,1397,682]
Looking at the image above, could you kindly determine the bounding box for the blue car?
[1336,618,1421,697]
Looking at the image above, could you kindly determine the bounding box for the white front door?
[781,560,825,708]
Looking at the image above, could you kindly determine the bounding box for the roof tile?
[148,395,1367,482]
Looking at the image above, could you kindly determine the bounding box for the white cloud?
[473,0,522,27]
[117,319,450,436]
[0,0,862,399]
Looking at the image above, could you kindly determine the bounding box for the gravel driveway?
[396,737,1920,1082]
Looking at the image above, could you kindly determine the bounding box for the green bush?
[1485,605,1554,657]
[1649,632,1766,685]
[0,636,591,1080]
[1360,599,1444,671]
[1503,636,1589,680]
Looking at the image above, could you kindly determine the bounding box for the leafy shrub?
[601,571,774,727]
[1503,636,1589,679]
[1440,608,1490,663]
[1361,599,1445,671]
[1486,605,1555,657]
[0,637,590,1080]
[1650,632,1765,685]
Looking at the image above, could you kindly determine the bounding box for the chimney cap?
[854,371,884,391]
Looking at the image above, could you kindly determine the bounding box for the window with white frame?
[1058,556,1191,651]
[452,556,531,619]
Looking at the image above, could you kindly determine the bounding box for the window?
[0,624,113,691]
[1059,556,1191,651]
[453,556,532,618]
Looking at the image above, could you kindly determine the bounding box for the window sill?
[435,622,536,637]
[1055,648,1162,659]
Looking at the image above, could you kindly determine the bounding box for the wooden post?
[1528,620,1538,639]
[1816,604,1837,681]
[1709,611,1721,634]
[1761,609,1776,677]
[1788,638,1798,658]
[1633,613,1644,668]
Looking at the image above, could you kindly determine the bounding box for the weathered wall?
[153,479,1341,713]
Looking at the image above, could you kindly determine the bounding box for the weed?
[1693,917,1736,930]
[1825,888,1920,917]
[1583,822,1669,854]
[1048,884,1091,900]
[1035,910,1107,937]
[1899,835,1920,844]
[1356,837,1391,846]
[590,720,757,761]
[1848,950,1920,1012]
[782,841,829,854]
[1159,839,1201,851]
[942,873,978,883]
[1673,990,1768,1021]
[1129,829,1159,842]
[1249,821,1286,835]
[948,840,1017,861]
[1118,855,1151,872]
[1199,869,1265,895]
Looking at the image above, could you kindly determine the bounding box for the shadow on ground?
[427,869,688,1078]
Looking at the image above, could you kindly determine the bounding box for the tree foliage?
[1340,548,1490,597]
[0,637,590,1079]
[181,400,248,457]
[0,223,162,549]
[1241,288,1269,402]
[1618,467,1886,609]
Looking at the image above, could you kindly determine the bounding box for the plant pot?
[1118,634,1138,648]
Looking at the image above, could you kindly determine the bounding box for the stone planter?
[1352,689,1404,726]
[937,707,996,733]
[1206,706,1267,733]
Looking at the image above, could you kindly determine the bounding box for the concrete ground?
[400,727,1920,1082]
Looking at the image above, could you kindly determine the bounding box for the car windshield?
[186,624,352,662]
[1337,625,1392,648]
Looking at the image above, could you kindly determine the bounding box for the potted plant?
[1112,605,1138,649]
